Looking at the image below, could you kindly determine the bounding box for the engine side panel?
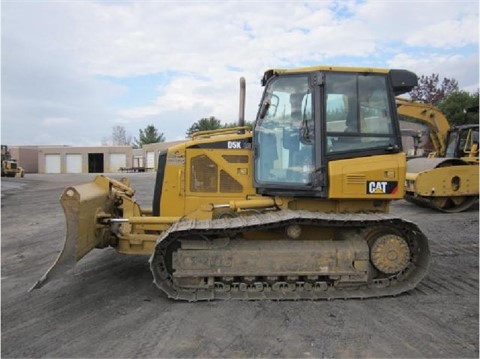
[328,154,406,199]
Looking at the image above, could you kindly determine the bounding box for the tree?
[186,116,222,137]
[409,73,459,105]
[102,125,132,146]
[437,90,479,126]
[134,124,165,148]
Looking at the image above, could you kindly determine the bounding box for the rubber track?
[149,210,430,301]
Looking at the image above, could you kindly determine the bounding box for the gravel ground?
[1,173,478,358]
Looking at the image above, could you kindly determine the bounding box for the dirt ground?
[1,173,478,358]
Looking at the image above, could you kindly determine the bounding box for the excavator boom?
[396,97,450,157]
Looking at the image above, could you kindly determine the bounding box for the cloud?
[405,15,479,48]
[41,117,75,127]
[1,0,478,146]
[353,0,478,46]
[388,52,479,91]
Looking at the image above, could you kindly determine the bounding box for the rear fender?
[30,175,131,290]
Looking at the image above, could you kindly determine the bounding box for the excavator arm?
[396,97,450,157]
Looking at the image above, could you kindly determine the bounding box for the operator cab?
[253,67,417,197]
[445,124,479,159]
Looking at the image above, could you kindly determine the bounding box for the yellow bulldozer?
[397,99,478,212]
[32,66,430,301]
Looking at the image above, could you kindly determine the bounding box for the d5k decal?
[366,181,398,194]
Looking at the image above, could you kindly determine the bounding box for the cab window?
[255,75,314,186]
[326,73,397,153]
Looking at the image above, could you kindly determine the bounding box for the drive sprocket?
[370,234,411,274]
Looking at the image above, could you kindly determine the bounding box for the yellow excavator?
[32,66,430,301]
[396,99,478,212]
[396,98,451,158]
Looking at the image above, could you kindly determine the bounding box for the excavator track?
[150,210,430,301]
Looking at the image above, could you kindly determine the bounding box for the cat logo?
[366,181,398,194]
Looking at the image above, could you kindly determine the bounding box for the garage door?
[45,154,61,173]
[66,154,82,173]
[133,156,144,168]
[146,151,155,170]
[109,153,126,172]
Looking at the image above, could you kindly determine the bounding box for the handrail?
[191,126,251,140]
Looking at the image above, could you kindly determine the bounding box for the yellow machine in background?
[396,99,478,212]
[396,97,451,158]
[32,66,430,301]
[1,145,24,178]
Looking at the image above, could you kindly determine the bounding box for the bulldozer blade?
[30,177,115,290]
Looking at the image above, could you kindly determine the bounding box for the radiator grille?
[220,170,243,193]
[190,155,217,192]
[346,175,366,184]
[222,155,248,163]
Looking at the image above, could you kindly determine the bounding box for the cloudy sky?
[2,0,478,146]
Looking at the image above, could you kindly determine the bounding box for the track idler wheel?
[370,234,411,274]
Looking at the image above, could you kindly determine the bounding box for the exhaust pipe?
[238,77,246,128]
